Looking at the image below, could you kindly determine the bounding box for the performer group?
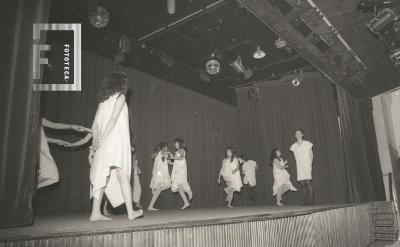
[37,72,315,221]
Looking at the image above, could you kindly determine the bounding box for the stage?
[0,203,373,247]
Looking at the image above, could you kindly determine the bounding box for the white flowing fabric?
[272,159,297,196]
[242,160,257,187]
[150,152,171,192]
[221,157,242,192]
[171,149,191,193]
[37,125,59,189]
[90,93,131,208]
[290,140,313,181]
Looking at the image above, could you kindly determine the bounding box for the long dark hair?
[225,147,237,162]
[151,142,167,159]
[174,138,187,152]
[270,148,281,166]
[97,72,129,103]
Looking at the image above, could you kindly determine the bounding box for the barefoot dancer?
[168,138,192,210]
[148,142,171,211]
[218,147,242,208]
[271,148,297,206]
[89,72,143,221]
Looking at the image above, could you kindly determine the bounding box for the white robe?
[37,125,59,189]
[290,140,313,181]
[90,93,131,208]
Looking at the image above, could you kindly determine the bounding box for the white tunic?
[171,149,191,193]
[290,140,313,181]
[150,152,171,191]
[242,160,257,187]
[221,157,242,192]
[90,93,131,208]
[272,159,297,195]
[38,125,59,189]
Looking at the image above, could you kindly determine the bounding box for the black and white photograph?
[1,0,400,246]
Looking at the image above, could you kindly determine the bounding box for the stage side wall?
[35,50,239,213]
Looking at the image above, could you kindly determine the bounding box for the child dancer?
[89,72,143,221]
[131,145,142,209]
[168,138,192,210]
[271,148,297,206]
[239,154,258,204]
[148,142,171,211]
[218,147,242,208]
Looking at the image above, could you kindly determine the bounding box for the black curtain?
[337,87,385,202]
[0,0,50,227]
[35,50,239,213]
[236,72,348,205]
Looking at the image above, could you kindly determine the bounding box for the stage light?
[292,70,303,87]
[230,56,245,73]
[167,0,176,14]
[88,6,110,29]
[367,8,396,35]
[206,54,220,75]
[274,38,288,49]
[253,46,266,59]
[118,35,131,54]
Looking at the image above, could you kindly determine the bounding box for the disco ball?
[206,59,220,75]
[89,6,110,29]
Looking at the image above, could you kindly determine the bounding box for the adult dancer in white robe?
[89,72,143,221]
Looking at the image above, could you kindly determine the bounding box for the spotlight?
[291,70,303,87]
[367,8,396,35]
[88,6,110,29]
[253,46,266,59]
[230,56,246,73]
[206,54,220,75]
[274,38,288,49]
[167,0,176,14]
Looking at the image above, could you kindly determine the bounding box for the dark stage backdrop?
[337,87,385,202]
[35,50,239,213]
[0,0,50,227]
[235,72,349,205]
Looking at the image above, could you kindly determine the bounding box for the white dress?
[221,157,242,192]
[150,151,171,192]
[273,159,297,196]
[37,124,59,189]
[90,93,131,208]
[171,149,191,193]
[290,140,313,181]
[242,160,257,187]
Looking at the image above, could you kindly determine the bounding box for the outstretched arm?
[96,94,126,149]
[46,137,71,146]
[218,161,224,183]
[42,117,92,133]
[65,133,93,147]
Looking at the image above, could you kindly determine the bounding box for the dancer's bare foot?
[181,203,190,210]
[277,201,284,207]
[227,204,233,208]
[90,214,112,221]
[128,209,143,220]
[147,207,159,211]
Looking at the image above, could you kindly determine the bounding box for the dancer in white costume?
[168,138,192,210]
[218,147,242,208]
[270,148,297,206]
[38,118,91,189]
[290,129,314,205]
[238,154,258,204]
[89,72,143,221]
[148,142,172,211]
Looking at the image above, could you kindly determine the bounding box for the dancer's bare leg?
[116,168,143,220]
[148,188,161,211]
[102,199,112,217]
[178,189,190,209]
[90,188,111,221]
[227,188,234,208]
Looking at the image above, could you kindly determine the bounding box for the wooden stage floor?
[0,204,355,241]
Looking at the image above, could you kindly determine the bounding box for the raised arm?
[42,117,92,133]
[96,94,126,149]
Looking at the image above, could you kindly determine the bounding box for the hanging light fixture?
[206,53,220,75]
[291,69,303,87]
[230,56,245,73]
[167,0,176,14]
[253,46,266,59]
[88,6,110,28]
[118,35,131,53]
